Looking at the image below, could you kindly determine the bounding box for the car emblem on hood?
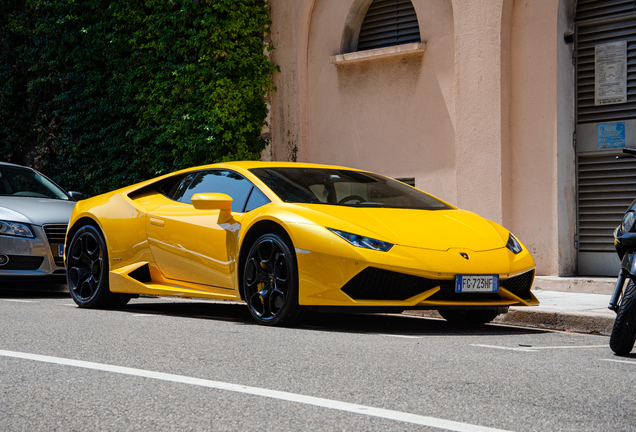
[460,252,470,260]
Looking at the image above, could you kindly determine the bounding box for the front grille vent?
[341,267,535,302]
[426,285,500,301]
[0,255,44,270]
[499,270,534,300]
[341,267,451,300]
[43,224,67,267]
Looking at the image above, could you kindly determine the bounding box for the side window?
[178,170,254,212]
[0,169,60,199]
[244,187,270,212]
[160,173,194,199]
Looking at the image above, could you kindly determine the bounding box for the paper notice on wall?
[595,40,627,106]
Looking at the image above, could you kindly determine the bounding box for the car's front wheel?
[67,224,120,308]
[438,309,500,324]
[243,233,304,326]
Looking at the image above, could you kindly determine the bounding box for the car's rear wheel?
[243,233,304,326]
[67,224,120,308]
[438,309,500,324]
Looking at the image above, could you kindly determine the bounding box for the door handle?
[149,217,165,227]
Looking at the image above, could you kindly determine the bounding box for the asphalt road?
[0,289,634,431]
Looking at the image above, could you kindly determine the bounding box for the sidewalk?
[498,275,616,335]
[494,288,615,336]
[406,276,619,336]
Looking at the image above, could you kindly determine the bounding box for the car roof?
[190,160,361,172]
[0,161,32,169]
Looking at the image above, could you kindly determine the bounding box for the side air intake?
[128,264,152,283]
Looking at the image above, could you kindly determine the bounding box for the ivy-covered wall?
[0,0,276,196]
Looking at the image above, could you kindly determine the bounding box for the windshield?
[0,165,69,200]
[249,168,451,210]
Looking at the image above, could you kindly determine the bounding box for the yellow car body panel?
[66,161,537,311]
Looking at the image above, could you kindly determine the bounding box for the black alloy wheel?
[67,224,127,308]
[243,233,303,326]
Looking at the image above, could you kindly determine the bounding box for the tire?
[610,279,636,356]
[242,233,304,326]
[438,309,500,324]
[67,224,117,308]
[109,295,132,308]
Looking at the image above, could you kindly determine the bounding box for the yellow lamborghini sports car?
[65,162,538,326]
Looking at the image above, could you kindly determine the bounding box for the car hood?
[299,205,505,252]
[0,197,76,226]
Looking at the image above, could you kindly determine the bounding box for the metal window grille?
[357,0,421,51]
[575,0,636,22]
[577,154,636,253]
[575,14,636,124]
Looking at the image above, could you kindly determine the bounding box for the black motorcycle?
[609,147,636,355]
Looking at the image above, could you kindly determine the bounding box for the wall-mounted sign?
[597,122,626,149]
[595,40,627,106]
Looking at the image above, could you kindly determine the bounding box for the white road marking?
[0,349,510,432]
[600,358,636,366]
[517,345,607,350]
[2,299,35,303]
[472,344,535,352]
[472,344,607,352]
[375,334,421,339]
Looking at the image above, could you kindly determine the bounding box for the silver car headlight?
[506,233,523,254]
[621,211,636,233]
[327,228,393,252]
[0,220,35,238]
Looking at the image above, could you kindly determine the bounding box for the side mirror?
[68,191,85,201]
[191,193,233,223]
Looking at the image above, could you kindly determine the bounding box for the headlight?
[327,228,393,252]
[506,233,522,254]
[0,220,35,238]
[621,211,636,233]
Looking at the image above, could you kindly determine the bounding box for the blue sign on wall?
[598,122,626,149]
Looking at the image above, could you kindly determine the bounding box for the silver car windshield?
[0,166,69,200]
[249,167,451,210]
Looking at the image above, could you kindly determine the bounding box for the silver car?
[0,162,81,284]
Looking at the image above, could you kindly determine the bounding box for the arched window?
[357,0,421,51]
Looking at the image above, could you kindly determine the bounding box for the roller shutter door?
[575,2,636,275]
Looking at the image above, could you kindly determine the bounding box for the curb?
[494,309,615,336]
[404,309,615,336]
[532,276,616,295]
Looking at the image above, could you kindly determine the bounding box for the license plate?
[455,275,499,293]
[58,244,64,257]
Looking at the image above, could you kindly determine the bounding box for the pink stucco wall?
[268,0,575,276]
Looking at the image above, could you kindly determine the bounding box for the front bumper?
[0,224,67,283]
[295,240,537,308]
